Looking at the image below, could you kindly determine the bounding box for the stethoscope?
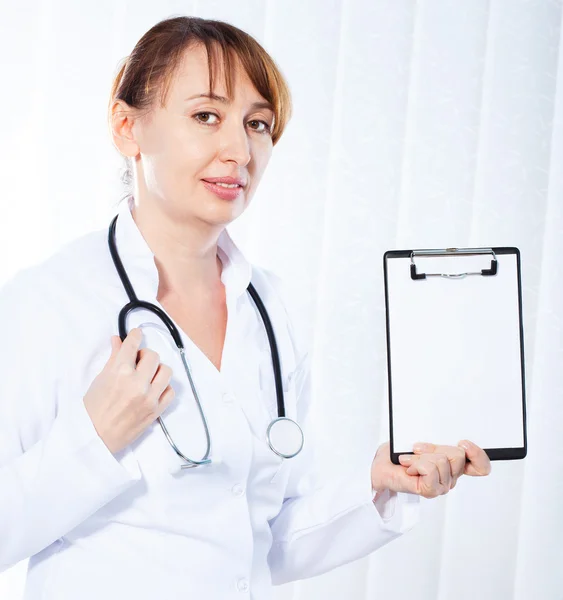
[108,214,305,469]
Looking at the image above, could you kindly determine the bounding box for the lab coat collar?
[113,196,253,303]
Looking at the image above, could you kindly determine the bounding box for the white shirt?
[0,197,420,599]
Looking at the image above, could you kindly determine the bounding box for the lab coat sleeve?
[0,270,142,573]
[264,272,421,585]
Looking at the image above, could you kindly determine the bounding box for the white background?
[0,1,562,598]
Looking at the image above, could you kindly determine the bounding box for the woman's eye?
[193,112,219,125]
[248,120,272,134]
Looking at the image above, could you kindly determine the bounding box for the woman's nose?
[218,121,251,166]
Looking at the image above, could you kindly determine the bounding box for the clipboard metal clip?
[410,248,498,280]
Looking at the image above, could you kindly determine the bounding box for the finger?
[156,384,176,414]
[408,455,450,491]
[414,442,467,480]
[385,458,423,495]
[147,364,173,407]
[391,469,422,495]
[405,457,441,496]
[414,442,464,461]
[458,440,492,476]
[398,454,416,467]
[135,348,161,383]
[405,456,431,476]
[434,454,452,492]
[413,442,436,454]
[105,335,123,368]
[110,335,121,357]
[115,328,144,368]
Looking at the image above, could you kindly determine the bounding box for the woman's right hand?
[83,327,175,455]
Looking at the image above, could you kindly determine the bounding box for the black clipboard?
[383,247,527,465]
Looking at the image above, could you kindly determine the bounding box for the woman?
[0,16,490,599]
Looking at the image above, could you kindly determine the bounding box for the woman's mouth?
[201,180,244,201]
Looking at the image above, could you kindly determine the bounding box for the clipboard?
[383,247,527,465]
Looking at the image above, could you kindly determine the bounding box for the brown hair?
[109,15,292,147]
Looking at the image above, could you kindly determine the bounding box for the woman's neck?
[130,201,224,298]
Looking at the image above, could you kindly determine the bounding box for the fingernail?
[399,455,413,462]
[413,443,427,453]
[459,441,471,451]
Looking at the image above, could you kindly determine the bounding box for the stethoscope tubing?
[107,214,303,466]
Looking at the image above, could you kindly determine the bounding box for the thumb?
[458,440,492,476]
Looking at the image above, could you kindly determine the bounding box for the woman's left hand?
[371,440,492,499]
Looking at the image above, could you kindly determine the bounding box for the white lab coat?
[0,197,420,599]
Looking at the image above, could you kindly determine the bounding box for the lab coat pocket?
[265,350,310,487]
[260,361,299,486]
[270,457,287,485]
[268,419,298,487]
[257,347,298,422]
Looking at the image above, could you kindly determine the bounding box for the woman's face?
[129,43,275,227]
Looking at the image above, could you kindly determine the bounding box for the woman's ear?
[110,99,140,158]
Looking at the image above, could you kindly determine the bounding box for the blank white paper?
[385,251,525,455]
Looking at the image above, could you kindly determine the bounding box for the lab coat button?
[231,483,245,497]
[236,577,249,592]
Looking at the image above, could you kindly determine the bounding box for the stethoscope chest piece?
[266,417,304,459]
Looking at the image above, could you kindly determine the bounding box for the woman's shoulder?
[250,264,293,327]
[251,263,284,296]
[0,226,110,321]
[38,226,112,290]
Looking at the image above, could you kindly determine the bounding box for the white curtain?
[0,1,561,598]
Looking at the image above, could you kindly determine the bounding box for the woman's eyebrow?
[185,92,274,112]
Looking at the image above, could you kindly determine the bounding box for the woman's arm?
[263,271,421,585]
[0,269,141,572]
[266,353,420,585]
